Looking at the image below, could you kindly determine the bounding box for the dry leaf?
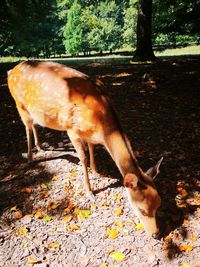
[182,263,192,267]
[43,215,52,222]
[16,227,29,236]
[70,171,77,178]
[35,212,44,219]
[48,242,61,250]
[74,209,91,221]
[112,193,122,204]
[110,251,125,262]
[100,263,107,267]
[114,206,123,216]
[27,256,38,264]
[179,244,193,252]
[67,223,80,231]
[106,228,119,239]
[52,175,57,181]
[13,210,23,219]
[40,183,48,189]
[63,215,72,223]
[114,221,124,228]
[21,187,32,193]
[135,223,144,230]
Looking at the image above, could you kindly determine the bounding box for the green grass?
[155,45,200,56]
[0,45,199,65]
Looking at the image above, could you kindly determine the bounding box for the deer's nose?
[152,232,161,240]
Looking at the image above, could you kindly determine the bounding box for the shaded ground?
[0,57,200,267]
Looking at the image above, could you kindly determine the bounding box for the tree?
[86,1,122,54]
[123,0,137,49]
[63,1,83,55]
[134,0,156,61]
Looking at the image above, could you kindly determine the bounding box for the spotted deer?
[7,61,163,237]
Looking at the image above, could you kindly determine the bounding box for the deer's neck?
[104,129,141,178]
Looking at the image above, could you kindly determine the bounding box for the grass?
[0,45,199,65]
[155,45,200,56]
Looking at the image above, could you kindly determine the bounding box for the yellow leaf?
[63,215,72,223]
[100,264,107,267]
[112,193,122,204]
[70,171,77,178]
[52,175,57,181]
[189,236,197,242]
[40,183,48,189]
[74,209,91,221]
[179,244,193,252]
[114,221,124,228]
[110,251,125,262]
[27,256,38,264]
[51,202,61,210]
[67,223,80,231]
[135,223,144,230]
[10,223,15,229]
[43,215,52,222]
[35,212,44,219]
[48,242,61,250]
[16,227,29,236]
[21,243,28,248]
[182,263,192,267]
[106,228,119,239]
[114,206,123,216]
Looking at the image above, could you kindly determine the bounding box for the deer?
[7,60,163,238]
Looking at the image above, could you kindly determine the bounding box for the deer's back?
[8,61,116,143]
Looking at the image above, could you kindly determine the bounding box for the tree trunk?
[133,0,156,61]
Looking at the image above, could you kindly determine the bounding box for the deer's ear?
[124,173,138,189]
[146,157,163,180]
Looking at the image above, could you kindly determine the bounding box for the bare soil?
[0,57,200,267]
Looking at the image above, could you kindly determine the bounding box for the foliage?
[0,0,199,57]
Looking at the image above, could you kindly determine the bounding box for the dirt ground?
[0,57,200,267]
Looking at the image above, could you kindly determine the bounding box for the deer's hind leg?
[16,104,33,162]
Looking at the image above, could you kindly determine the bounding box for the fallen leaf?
[35,212,44,219]
[48,242,61,250]
[182,263,192,267]
[63,215,72,223]
[179,244,193,252]
[67,223,80,231]
[110,251,125,262]
[114,206,123,216]
[112,193,122,204]
[100,264,107,267]
[52,175,57,181]
[15,227,29,236]
[27,256,38,264]
[114,221,124,228]
[73,209,91,221]
[21,187,32,193]
[135,223,144,230]
[51,202,61,210]
[43,215,52,222]
[106,228,119,239]
[40,183,48,189]
[13,210,23,219]
[70,171,77,178]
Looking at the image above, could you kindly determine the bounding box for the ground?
[0,56,200,267]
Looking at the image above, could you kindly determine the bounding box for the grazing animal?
[7,61,163,237]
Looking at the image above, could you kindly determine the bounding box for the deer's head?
[124,157,163,238]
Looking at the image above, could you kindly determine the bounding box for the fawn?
[7,61,163,237]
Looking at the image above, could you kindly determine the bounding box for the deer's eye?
[138,208,148,216]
